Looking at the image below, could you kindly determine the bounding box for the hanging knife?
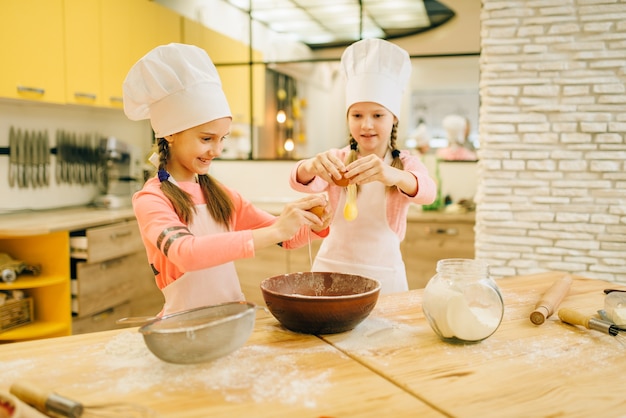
[18,130,27,188]
[43,130,50,186]
[31,130,39,188]
[8,126,17,187]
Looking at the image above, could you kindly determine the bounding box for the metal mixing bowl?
[138,302,256,364]
[260,272,381,334]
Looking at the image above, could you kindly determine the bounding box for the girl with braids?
[289,39,436,294]
[123,44,330,315]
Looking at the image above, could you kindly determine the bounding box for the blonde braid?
[390,122,404,171]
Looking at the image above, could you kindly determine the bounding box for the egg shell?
[308,205,325,219]
[333,175,349,187]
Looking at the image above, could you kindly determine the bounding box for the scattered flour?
[439,321,624,375]
[327,316,428,363]
[1,331,334,409]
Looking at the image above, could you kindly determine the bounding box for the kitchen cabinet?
[0,232,72,342]
[70,220,163,334]
[99,0,133,108]
[401,212,475,289]
[182,17,265,125]
[0,207,163,341]
[0,0,65,103]
[0,0,181,108]
[101,0,182,108]
[64,0,102,106]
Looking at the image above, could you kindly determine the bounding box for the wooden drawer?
[72,301,131,335]
[404,222,475,243]
[287,240,321,273]
[70,220,144,263]
[235,245,288,306]
[71,252,144,317]
[401,221,475,290]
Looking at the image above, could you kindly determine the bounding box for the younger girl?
[124,43,330,315]
[289,39,436,294]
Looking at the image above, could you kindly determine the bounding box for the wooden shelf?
[0,275,66,290]
[0,231,72,342]
[0,320,70,341]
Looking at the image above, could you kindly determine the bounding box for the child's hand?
[307,201,332,233]
[345,154,395,186]
[300,150,346,185]
[345,154,418,196]
[275,195,329,239]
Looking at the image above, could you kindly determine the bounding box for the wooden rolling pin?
[10,380,83,418]
[530,275,573,325]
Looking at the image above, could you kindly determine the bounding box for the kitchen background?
[0,0,624,283]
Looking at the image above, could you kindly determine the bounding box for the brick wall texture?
[478,0,626,283]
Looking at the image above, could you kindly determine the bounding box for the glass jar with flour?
[422,259,503,343]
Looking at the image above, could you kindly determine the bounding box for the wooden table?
[1,272,625,417]
[0,312,441,417]
[322,271,626,417]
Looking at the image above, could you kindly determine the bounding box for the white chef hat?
[123,43,231,138]
[341,38,411,120]
[442,114,467,145]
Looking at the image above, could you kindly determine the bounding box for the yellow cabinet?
[182,18,265,126]
[101,0,181,108]
[129,0,182,62]
[0,0,65,103]
[0,0,181,108]
[0,232,71,342]
[100,0,132,108]
[64,0,102,106]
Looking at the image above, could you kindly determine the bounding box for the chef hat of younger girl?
[123,43,231,138]
[341,38,411,120]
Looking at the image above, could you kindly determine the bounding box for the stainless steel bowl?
[138,302,256,364]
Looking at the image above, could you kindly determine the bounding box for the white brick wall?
[478,0,626,283]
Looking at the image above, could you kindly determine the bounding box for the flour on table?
[440,324,623,374]
[328,316,427,361]
[3,331,333,409]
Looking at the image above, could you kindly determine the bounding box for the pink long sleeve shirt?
[133,177,326,290]
[289,148,436,241]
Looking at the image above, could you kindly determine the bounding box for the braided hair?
[346,121,404,192]
[155,138,233,228]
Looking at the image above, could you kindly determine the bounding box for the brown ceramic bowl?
[260,272,381,334]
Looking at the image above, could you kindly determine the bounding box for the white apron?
[161,204,244,315]
[312,181,408,294]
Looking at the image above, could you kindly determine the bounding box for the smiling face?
[347,102,396,157]
[164,117,232,182]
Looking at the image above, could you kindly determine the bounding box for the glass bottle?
[422,259,504,343]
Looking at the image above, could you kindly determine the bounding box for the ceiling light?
[224,0,455,49]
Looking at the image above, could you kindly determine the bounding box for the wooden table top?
[1,271,624,417]
[0,311,442,417]
[322,271,626,417]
